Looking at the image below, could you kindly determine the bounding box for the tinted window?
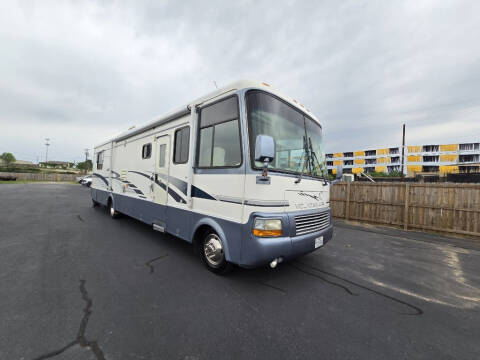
[174,127,190,164]
[198,127,213,167]
[96,151,104,170]
[200,96,238,128]
[142,143,151,159]
[197,96,241,168]
[159,144,166,167]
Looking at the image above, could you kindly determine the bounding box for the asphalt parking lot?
[1,183,479,360]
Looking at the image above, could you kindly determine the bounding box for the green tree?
[0,152,16,169]
[76,160,93,172]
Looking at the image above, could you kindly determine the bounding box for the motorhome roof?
[95,80,319,148]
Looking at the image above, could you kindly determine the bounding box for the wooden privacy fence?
[330,182,480,237]
[0,172,78,182]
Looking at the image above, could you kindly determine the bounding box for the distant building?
[326,142,480,176]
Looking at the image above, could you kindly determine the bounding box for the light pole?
[45,138,50,164]
[84,148,89,174]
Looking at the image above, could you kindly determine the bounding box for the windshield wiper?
[308,137,328,186]
[295,135,312,184]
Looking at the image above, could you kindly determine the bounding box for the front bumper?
[239,209,334,268]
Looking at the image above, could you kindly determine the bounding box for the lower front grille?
[294,210,330,236]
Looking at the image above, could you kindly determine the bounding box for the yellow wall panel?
[332,168,337,174]
[407,155,421,162]
[352,167,363,174]
[354,159,365,164]
[333,153,343,158]
[408,146,422,153]
[377,157,391,164]
[440,154,458,162]
[354,151,365,157]
[375,166,387,173]
[439,144,458,152]
[439,165,459,174]
[333,160,342,166]
[376,148,389,155]
[407,165,422,173]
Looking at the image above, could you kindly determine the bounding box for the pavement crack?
[258,281,286,294]
[77,215,84,222]
[32,280,106,360]
[295,261,423,316]
[146,254,169,274]
[289,263,358,296]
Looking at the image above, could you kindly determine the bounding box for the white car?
[80,175,92,187]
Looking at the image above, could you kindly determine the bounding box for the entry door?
[153,135,170,206]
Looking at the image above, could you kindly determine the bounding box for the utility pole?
[401,124,406,178]
[45,138,50,163]
[84,148,89,174]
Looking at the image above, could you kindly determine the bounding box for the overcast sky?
[1,0,480,162]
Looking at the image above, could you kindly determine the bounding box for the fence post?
[345,182,351,220]
[404,183,410,230]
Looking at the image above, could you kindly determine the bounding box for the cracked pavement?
[1,183,479,359]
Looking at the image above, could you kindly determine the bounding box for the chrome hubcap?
[204,234,224,266]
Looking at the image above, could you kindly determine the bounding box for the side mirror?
[335,165,343,180]
[255,135,275,163]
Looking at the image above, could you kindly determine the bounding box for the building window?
[326,161,333,166]
[343,160,353,165]
[423,145,439,152]
[365,158,376,165]
[96,151,104,170]
[142,143,152,159]
[391,156,400,163]
[173,126,190,164]
[365,150,376,157]
[343,152,353,158]
[197,96,242,168]
[159,144,166,167]
[389,148,399,154]
[326,153,333,158]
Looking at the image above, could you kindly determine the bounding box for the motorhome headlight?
[253,218,282,237]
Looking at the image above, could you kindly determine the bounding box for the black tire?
[108,199,119,219]
[200,230,233,274]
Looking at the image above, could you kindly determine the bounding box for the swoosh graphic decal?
[93,173,109,186]
[128,171,185,204]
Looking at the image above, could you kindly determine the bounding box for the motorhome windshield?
[246,91,327,178]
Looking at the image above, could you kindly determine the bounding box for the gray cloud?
[1,0,479,162]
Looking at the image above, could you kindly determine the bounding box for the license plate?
[315,236,324,248]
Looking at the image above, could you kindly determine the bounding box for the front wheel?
[200,231,232,274]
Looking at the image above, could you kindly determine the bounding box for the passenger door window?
[197,96,242,168]
[173,127,190,164]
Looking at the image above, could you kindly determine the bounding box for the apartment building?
[326,142,480,176]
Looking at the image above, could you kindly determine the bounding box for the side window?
[197,96,241,168]
[159,144,166,167]
[142,143,152,159]
[173,127,190,164]
[96,151,104,170]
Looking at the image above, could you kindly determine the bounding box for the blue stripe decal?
[157,173,187,195]
[191,186,216,200]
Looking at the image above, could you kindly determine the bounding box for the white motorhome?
[91,80,333,273]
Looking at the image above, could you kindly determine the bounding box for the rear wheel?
[108,199,119,219]
[200,231,232,274]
